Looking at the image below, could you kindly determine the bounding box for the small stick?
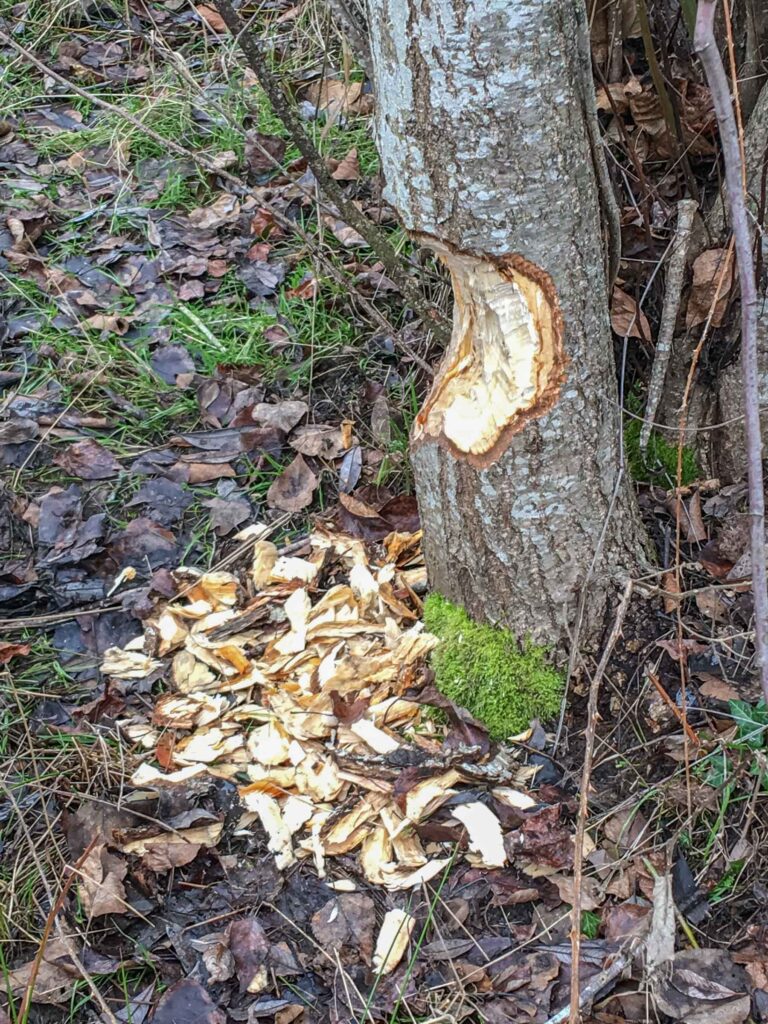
[569,580,634,1024]
[212,0,448,342]
[640,199,698,452]
[548,937,643,1024]
[694,1,768,706]
[18,839,99,1020]
[647,669,700,746]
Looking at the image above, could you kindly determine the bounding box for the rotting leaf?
[267,454,318,512]
[310,893,376,965]
[228,917,270,994]
[654,949,749,1024]
[151,978,226,1024]
[245,131,287,175]
[53,439,122,480]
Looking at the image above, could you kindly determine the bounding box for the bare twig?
[549,936,643,1024]
[641,199,698,451]
[577,0,622,290]
[326,0,371,77]
[18,839,98,1021]
[694,1,768,705]
[212,0,449,342]
[569,581,634,1024]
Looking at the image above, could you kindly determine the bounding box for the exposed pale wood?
[367,0,644,649]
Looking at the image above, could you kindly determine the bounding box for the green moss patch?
[624,392,700,487]
[422,594,564,740]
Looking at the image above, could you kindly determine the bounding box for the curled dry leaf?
[686,248,734,329]
[331,147,360,180]
[610,286,651,340]
[304,78,363,118]
[117,822,222,857]
[79,843,129,917]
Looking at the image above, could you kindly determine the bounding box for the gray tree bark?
[367,0,645,651]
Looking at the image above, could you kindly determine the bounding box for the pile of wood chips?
[104,526,537,894]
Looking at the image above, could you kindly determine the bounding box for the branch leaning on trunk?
[327,0,372,78]
[695,0,768,705]
[213,0,450,343]
[640,199,698,451]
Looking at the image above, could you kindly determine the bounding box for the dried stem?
[212,0,449,342]
[326,0,371,77]
[640,199,698,451]
[549,937,642,1024]
[569,581,634,1024]
[694,0,768,704]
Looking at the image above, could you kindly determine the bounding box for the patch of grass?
[624,393,700,487]
[423,593,564,740]
[581,910,601,938]
[169,267,358,387]
[32,87,245,164]
[147,170,214,211]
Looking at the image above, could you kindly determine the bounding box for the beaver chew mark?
[412,244,566,469]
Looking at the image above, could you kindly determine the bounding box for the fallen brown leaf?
[611,286,651,340]
[311,894,376,965]
[686,248,734,328]
[152,978,226,1024]
[267,454,318,512]
[53,439,122,480]
[228,917,270,994]
[195,3,227,31]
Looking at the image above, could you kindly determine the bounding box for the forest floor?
[1,1,768,1023]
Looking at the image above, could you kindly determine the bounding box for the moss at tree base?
[422,593,564,741]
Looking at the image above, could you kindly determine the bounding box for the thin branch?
[326,0,372,78]
[577,0,622,290]
[695,1,768,705]
[212,0,449,342]
[641,199,697,451]
[547,937,642,1024]
[569,581,634,1024]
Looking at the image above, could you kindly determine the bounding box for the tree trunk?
[367,0,645,650]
